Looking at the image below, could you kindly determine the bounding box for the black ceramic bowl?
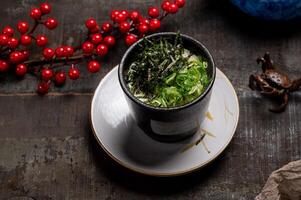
[119,32,216,142]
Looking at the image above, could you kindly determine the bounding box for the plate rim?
[90,66,240,177]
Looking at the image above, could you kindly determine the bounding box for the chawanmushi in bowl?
[119,32,216,142]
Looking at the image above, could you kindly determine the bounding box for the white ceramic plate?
[91,66,239,177]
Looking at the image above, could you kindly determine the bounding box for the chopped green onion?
[126,35,210,108]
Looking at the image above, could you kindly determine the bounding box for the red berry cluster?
[0,0,185,95]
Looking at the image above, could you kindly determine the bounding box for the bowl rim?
[118,32,216,112]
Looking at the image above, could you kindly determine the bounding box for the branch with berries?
[0,0,185,95]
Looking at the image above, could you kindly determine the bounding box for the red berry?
[20,35,32,46]
[55,71,66,85]
[168,4,179,14]
[21,50,30,60]
[139,18,150,25]
[114,13,127,23]
[85,18,97,30]
[130,11,140,22]
[43,48,55,59]
[7,37,19,49]
[175,0,186,8]
[2,26,14,37]
[148,7,160,18]
[55,46,65,57]
[90,33,103,44]
[68,66,80,80]
[96,44,108,57]
[103,36,116,48]
[0,34,9,46]
[119,21,131,33]
[149,19,161,32]
[125,34,138,46]
[82,41,94,54]
[15,64,27,76]
[36,35,48,46]
[30,8,42,20]
[101,22,113,32]
[138,23,149,34]
[40,3,52,14]
[37,82,50,95]
[0,60,9,72]
[64,46,74,57]
[87,60,101,73]
[90,25,100,33]
[121,10,129,18]
[9,51,23,64]
[110,10,120,21]
[161,1,171,11]
[44,17,58,29]
[41,68,53,80]
[17,21,29,34]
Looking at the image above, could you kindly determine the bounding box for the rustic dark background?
[0,0,300,199]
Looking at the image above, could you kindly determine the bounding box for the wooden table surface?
[0,0,300,199]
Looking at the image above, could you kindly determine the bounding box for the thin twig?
[29,20,39,34]
[24,54,85,67]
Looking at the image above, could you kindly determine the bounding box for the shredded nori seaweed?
[126,35,210,108]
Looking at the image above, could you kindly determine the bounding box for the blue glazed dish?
[231,0,301,21]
